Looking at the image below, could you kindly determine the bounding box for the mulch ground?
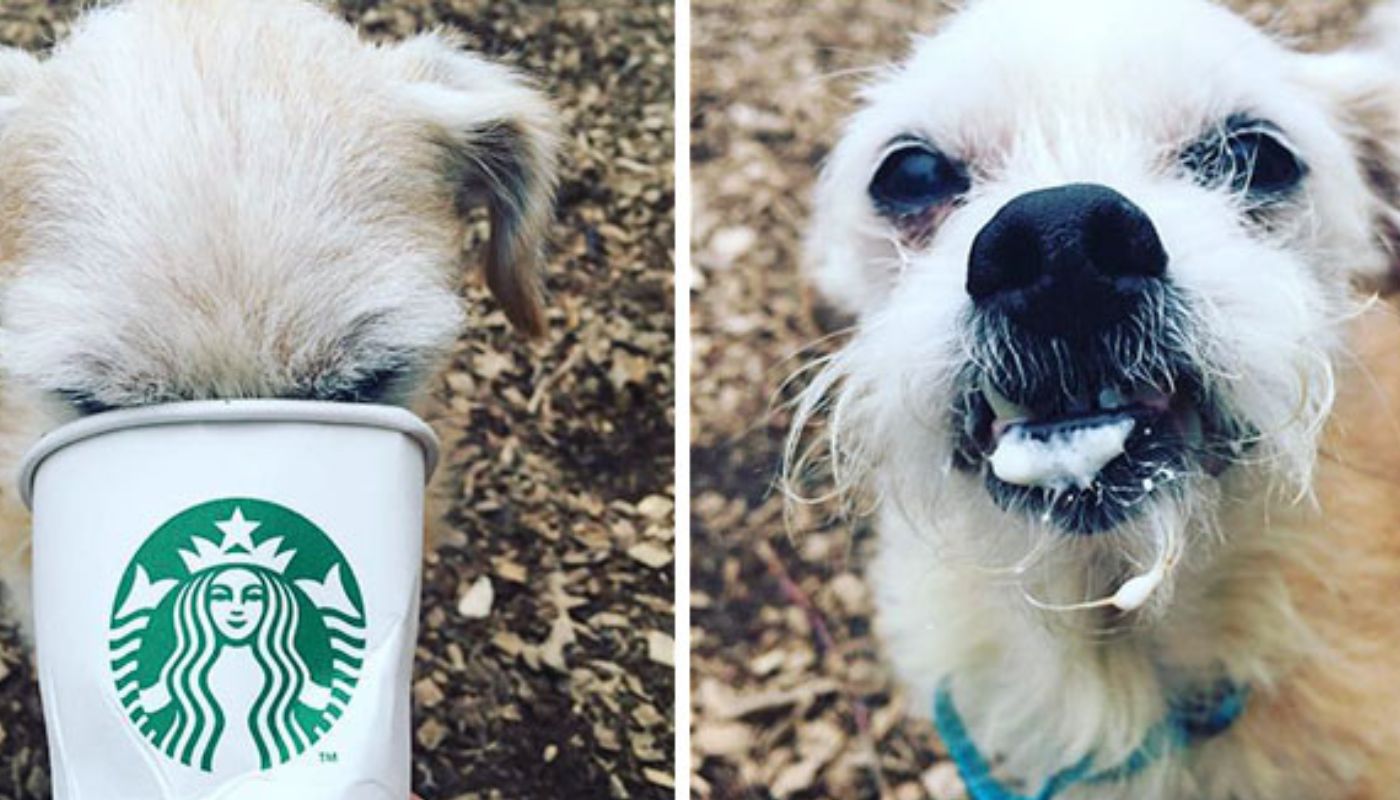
[689,1,1372,798]
[0,2,674,799]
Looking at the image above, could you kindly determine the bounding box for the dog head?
[797,0,1400,608]
[0,0,557,413]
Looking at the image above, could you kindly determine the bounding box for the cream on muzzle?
[18,400,438,800]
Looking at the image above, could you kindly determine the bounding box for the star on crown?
[179,507,296,576]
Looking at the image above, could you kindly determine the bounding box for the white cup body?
[21,401,436,800]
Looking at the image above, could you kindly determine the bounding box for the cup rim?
[18,399,441,509]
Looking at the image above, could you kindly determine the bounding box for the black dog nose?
[966,183,1167,336]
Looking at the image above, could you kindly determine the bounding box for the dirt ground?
[0,2,674,799]
[689,1,1373,798]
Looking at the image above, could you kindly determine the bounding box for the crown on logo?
[114,502,359,622]
[179,507,296,576]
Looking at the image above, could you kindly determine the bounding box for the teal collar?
[933,679,1248,800]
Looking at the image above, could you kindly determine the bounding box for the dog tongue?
[989,417,1135,491]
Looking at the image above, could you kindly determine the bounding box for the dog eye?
[1181,117,1307,198]
[869,143,970,215]
[313,359,419,405]
[53,388,117,415]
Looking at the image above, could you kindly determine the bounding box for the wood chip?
[492,631,526,658]
[413,677,445,709]
[456,575,495,619]
[693,720,753,759]
[642,768,675,789]
[636,494,674,520]
[538,613,578,673]
[416,718,449,751]
[492,557,529,584]
[626,541,673,569]
[646,630,674,667]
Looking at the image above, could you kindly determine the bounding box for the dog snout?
[966,183,1167,337]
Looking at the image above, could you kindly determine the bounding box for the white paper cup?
[18,400,439,800]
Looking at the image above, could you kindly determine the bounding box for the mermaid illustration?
[110,503,365,772]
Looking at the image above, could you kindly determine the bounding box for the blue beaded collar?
[933,678,1248,800]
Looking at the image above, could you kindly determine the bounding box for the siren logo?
[109,498,365,772]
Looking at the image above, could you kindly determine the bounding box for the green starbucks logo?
[108,498,366,772]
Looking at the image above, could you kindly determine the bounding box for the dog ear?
[390,33,560,338]
[1299,9,1400,293]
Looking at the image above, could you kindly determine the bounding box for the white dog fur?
[796,0,1400,797]
[0,0,558,632]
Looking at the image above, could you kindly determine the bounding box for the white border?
[673,0,693,794]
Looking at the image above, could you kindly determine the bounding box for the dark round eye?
[869,144,970,214]
[1182,118,1307,198]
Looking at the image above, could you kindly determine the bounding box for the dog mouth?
[954,367,1234,534]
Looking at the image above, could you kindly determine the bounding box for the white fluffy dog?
[795,0,1400,797]
[0,0,557,631]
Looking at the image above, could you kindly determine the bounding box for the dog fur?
[0,0,558,633]
[794,1,1400,797]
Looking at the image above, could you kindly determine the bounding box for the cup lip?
[18,399,441,509]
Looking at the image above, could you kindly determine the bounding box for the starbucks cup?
[18,400,439,800]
